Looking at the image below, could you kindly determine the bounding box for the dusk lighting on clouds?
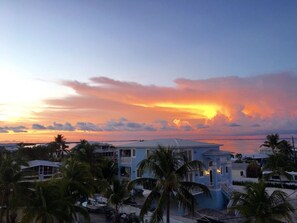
[1,0,297,142]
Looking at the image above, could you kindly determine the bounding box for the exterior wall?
[117,143,233,211]
[192,146,232,190]
[196,190,227,210]
[118,148,147,180]
[232,169,246,179]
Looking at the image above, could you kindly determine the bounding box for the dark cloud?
[155,120,177,131]
[228,123,241,127]
[32,124,47,130]
[76,122,102,131]
[0,126,27,133]
[47,122,75,131]
[251,124,261,127]
[196,124,209,129]
[103,118,156,132]
[0,127,8,133]
[181,125,193,131]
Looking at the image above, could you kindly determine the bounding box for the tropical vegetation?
[230,180,294,223]
[0,135,116,223]
[261,133,297,183]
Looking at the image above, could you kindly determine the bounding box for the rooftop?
[21,160,61,169]
[117,138,221,148]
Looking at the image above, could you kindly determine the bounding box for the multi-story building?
[117,138,233,210]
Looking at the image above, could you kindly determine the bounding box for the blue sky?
[1,1,297,142]
[1,0,297,85]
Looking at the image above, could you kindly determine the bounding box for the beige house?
[232,162,248,180]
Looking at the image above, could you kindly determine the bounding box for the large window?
[120,149,131,157]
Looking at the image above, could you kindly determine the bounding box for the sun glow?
[136,102,221,119]
[0,74,76,122]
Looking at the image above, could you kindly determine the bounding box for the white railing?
[120,157,132,164]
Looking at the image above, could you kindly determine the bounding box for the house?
[262,170,297,183]
[116,138,233,210]
[21,160,61,181]
[232,162,248,180]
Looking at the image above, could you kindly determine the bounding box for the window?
[240,171,244,176]
[272,175,280,180]
[132,149,136,157]
[137,169,141,178]
[225,166,229,173]
[209,161,213,167]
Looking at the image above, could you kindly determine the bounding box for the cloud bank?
[2,72,297,140]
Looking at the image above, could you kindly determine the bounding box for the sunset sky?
[1,0,297,143]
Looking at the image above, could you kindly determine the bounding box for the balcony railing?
[120,157,132,164]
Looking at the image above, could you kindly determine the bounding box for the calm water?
[103,137,296,155]
[2,137,295,155]
[199,138,265,154]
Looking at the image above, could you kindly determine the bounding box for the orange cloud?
[1,72,297,142]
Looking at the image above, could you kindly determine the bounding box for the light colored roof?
[243,153,269,159]
[117,138,221,148]
[232,162,248,170]
[263,171,297,176]
[21,160,61,169]
[203,150,232,156]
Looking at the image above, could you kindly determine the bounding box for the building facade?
[117,138,233,210]
[21,160,61,181]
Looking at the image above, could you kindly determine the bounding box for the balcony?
[120,157,132,165]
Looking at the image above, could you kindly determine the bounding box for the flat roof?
[117,138,221,148]
[203,150,232,156]
[21,160,61,169]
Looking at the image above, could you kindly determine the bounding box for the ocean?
[100,138,274,154]
[2,137,295,155]
[198,138,266,154]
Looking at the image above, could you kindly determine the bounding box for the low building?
[263,170,297,183]
[232,162,248,180]
[21,160,61,181]
[117,138,233,210]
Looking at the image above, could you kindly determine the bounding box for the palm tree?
[21,159,93,223]
[70,140,102,179]
[21,180,90,223]
[278,140,294,158]
[260,134,281,154]
[59,158,95,201]
[99,158,118,184]
[0,152,27,223]
[54,134,69,160]
[230,180,294,223]
[99,178,131,223]
[130,146,210,223]
[263,154,295,186]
